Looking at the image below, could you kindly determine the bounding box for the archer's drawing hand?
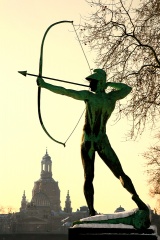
[37,77,45,87]
[105,82,111,89]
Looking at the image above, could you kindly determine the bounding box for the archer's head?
[86,69,106,92]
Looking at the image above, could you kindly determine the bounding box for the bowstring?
[64,108,86,145]
[64,22,92,145]
[72,23,92,74]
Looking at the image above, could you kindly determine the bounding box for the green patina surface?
[73,210,151,230]
[37,69,150,227]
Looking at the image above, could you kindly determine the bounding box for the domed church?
[32,150,61,212]
[17,150,89,233]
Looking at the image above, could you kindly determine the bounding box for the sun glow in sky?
[0,0,157,214]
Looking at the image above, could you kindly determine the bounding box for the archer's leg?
[81,141,96,216]
[97,136,148,210]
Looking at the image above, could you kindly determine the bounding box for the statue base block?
[68,226,158,240]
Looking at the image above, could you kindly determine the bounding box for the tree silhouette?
[81,0,160,138]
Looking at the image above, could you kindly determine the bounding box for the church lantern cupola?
[41,149,52,179]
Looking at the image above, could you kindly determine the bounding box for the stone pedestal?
[69,208,157,239]
[68,226,158,240]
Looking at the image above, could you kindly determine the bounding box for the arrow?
[18,71,89,88]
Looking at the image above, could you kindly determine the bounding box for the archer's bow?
[38,20,73,147]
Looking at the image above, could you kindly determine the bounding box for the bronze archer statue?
[37,69,148,216]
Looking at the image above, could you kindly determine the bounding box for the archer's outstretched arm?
[37,77,90,101]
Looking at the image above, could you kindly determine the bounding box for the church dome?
[114,205,125,213]
[32,150,61,212]
[32,192,50,207]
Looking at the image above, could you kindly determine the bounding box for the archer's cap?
[86,69,106,81]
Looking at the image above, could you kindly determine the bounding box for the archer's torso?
[82,92,116,142]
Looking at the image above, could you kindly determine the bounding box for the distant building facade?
[0,150,160,234]
[1,150,88,233]
[32,150,61,213]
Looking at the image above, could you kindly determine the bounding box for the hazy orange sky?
[0,0,157,214]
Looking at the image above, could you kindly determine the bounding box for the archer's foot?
[132,195,149,211]
[90,209,96,216]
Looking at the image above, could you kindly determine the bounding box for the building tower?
[20,191,27,212]
[32,150,61,212]
[64,190,72,214]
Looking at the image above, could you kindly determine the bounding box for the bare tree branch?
[80,0,160,137]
